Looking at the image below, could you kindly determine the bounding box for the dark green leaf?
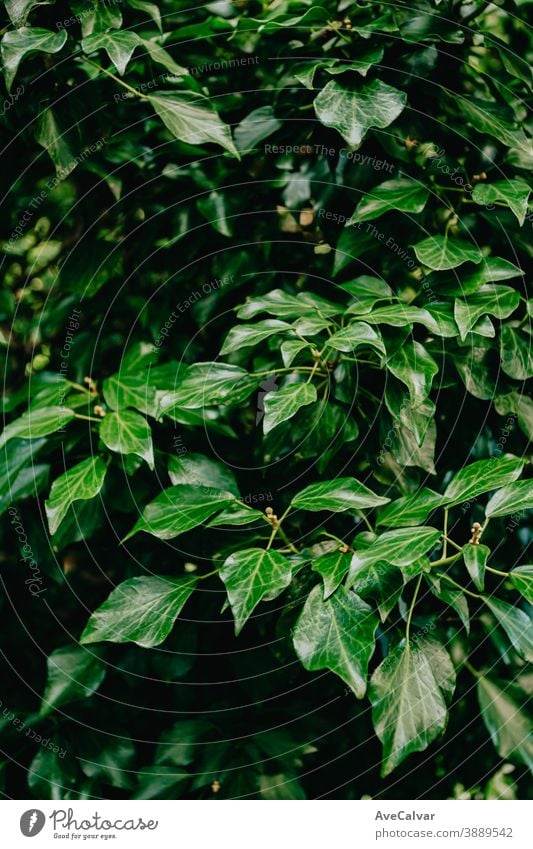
[484,597,533,662]
[477,676,533,771]
[291,477,390,512]
[314,79,407,146]
[100,410,154,469]
[463,543,489,591]
[311,548,351,599]
[293,585,378,697]
[81,576,197,647]
[454,286,520,339]
[149,92,239,157]
[369,637,456,776]
[510,565,533,603]
[377,488,445,528]
[500,326,533,380]
[45,456,107,536]
[327,322,385,355]
[124,485,236,541]
[220,548,292,634]
[1,26,67,91]
[348,527,441,578]
[158,363,259,411]
[0,406,75,447]
[168,452,239,496]
[220,319,293,355]
[40,646,106,715]
[386,342,438,408]
[485,479,533,518]
[412,236,483,271]
[352,178,429,223]
[349,560,403,622]
[103,373,157,417]
[472,180,531,226]
[263,382,317,434]
[443,457,524,506]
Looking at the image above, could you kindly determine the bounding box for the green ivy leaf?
[424,301,460,337]
[463,543,489,591]
[311,549,351,599]
[155,720,214,767]
[443,456,524,506]
[72,0,122,35]
[0,406,75,448]
[349,561,403,622]
[295,45,384,88]
[326,322,385,355]
[291,477,390,512]
[362,304,438,332]
[510,565,533,603]
[36,107,75,175]
[1,26,67,91]
[472,180,531,226]
[313,79,407,146]
[0,460,49,515]
[82,31,141,75]
[386,342,438,408]
[81,575,197,647]
[236,289,339,320]
[5,0,48,26]
[376,488,445,528]
[168,452,239,496]
[485,479,533,518]
[158,363,259,411]
[220,319,293,354]
[412,236,483,271]
[293,585,378,697]
[127,0,162,31]
[28,744,78,800]
[500,326,533,380]
[100,410,154,470]
[385,385,435,446]
[352,178,429,223]
[426,575,470,633]
[263,382,317,434]
[395,11,464,43]
[454,285,520,339]
[432,257,524,297]
[141,38,189,77]
[456,95,529,151]
[280,339,311,367]
[220,548,292,635]
[348,527,441,577]
[40,645,106,716]
[484,597,533,661]
[341,276,393,314]
[45,456,108,536]
[207,503,264,526]
[477,676,533,771]
[148,92,239,157]
[103,373,157,417]
[495,391,533,442]
[393,415,437,475]
[369,637,456,776]
[124,485,236,541]
[234,106,283,153]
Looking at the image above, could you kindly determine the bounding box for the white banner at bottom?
[2,799,530,848]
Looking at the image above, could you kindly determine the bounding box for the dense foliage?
[0,0,532,800]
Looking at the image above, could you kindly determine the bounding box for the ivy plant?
[0,0,531,800]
